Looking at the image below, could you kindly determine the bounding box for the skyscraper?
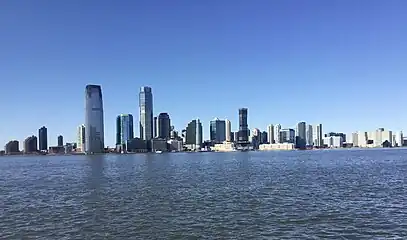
[116,114,134,146]
[313,124,323,147]
[153,116,158,138]
[210,118,226,143]
[139,86,153,141]
[238,108,248,143]
[157,113,171,139]
[77,124,86,152]
[24,135,38,153]
[38,126,48,151]
[296,121,307,149]
[267,124,274,144]
[274,124,281,143]
[306,124,313,146]
[85,84,105,153]
[185,119,203,148]
[57,135,63,147]
[225,119,231,142]
[280,128,295,143]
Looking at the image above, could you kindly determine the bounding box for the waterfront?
[1,149,407,239]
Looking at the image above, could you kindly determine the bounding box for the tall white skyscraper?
[274,124,281,143]
[396,131,404,147]
[306,124,313,146]
[77,124,85,152]
[225,119,231,142]
[313,124,323,147]
[267,124,274,144]
[139,86,154,141]
[85,85,104,153]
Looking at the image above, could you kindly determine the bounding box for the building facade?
[225,119,231,142]
[57,135,63,147]
[296,121,307,148]
[267,124,274,144]
[116,114,134,149]
[77,124,86,152]
[313,124,323,147]
[280,128,295,143]
[306,124,313,146]
[139,86,153,141]
[38,126,48,151]
[274,124,282,143]
[5,140,19,154]
[85,85,105,153]
[24,136,38,153]
[210,118,226,143]
[185,119,203,149]
[157,113,171,139]
[238,108,249,143]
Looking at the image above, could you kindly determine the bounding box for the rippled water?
[1,148,407,239]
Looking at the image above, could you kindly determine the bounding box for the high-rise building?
[296,121,306,148]
[306,124,313,146]
[38,126,48,151]
[280,128,295,143]
[313,124,323,147]
[274,124,281,143]
[358,131,368,147]
[153,116,158,138]
[352,132,359,147]
[77,124,86,152]
[238,108,248,143]
[234,131,239,142]
[57,135,63,147]
[5,140,19,154]
[396,131,404,147]
[85,84,105,153]
[139,86,153,141]
[225,119,231,142]
[267,124,274,144]
[116,114,134,147]
[24,135,38,153]
[261,131,268,144]
[210,118,226,143]
[157,113,171,139]
[185,119,203,148]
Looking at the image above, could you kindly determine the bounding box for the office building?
[5,140,19,154]
[261,131,268,144]
[324,136,343,148]
[157,113,171,139]
[85,85,105,153]
[296,121,306,148]
[352,132,359,147]
[274,124,281,143]
[225,119,231,142]
[153,116,158,138]
[116,114,134,150]
[238,108,249,143]
[267,124,274,144]
[24,136,38,153]
[280,128,295,143]
[185,119,203,150]
[77,124,86,152]
[396,131,404,147]
[210,118,226,143]
[139,86,153,141]
[313,124,323,147]
[57,135,63,147]
[306,124,313,146]
[38,126,48,151]
[358,131,368,147]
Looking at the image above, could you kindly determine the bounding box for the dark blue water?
[1,149,407,239]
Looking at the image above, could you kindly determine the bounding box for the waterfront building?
[238,108,249,143]
[24,136,38,153]
[77,124,86,152]
[306,124,313,146]
[352,132,359,147]
[57,135,63,147]
[323,136,343,148]
[234,131,239,142]
[127,138,148,153]
[259,143,295,151]
[358,131,368,147]
[167,139,183,152]
[280,128,295,143]
[5,140,19,154]
[85,84,105,153]
[210,118,226,143]
[274,124,281,143]
[153,116,158,138]
[157,113,171,139]
[185,119,203,150]
[267,124,274,144]
[139,86,153,141]
[38,126,48,151]
[116,114,134,151]
[396,131,404,147]
[212,142,236,152]
[225,119,231,142]
[261,131,268,144]
[296,122,307,149]
[313,124,323,147]
[151,138,168,152]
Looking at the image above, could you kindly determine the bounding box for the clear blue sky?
[1,0,406,147]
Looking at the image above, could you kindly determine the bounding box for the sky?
[0,0,407,148]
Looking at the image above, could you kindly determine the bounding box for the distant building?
[280,129,295,143]
[306,125,313,146]
[261,131,268,144]
[325,132,347,143]
[127,138,148,153]
[153,116,158,138]
[151,138,168,152]
[238,108,249,144]
[38,126,48,151]
[5,140,19,154]
[259,143,295,151]
[313,124,323,147]
[274,124,282,143]
[324,136,343,148]
[210,118,226,143]
[396,131,404,147]
[116,114,134,152]
[225,119,232,142]
[233,131,239,142]
[267,124,274,144]
[57,135,64,147]
[139,86,154,141]
[85,84,105,153]
[77,124,86,152]
[352,132,359,147]
[167,139,183,152]
[185,119,203,150]
[157,113,171,139]
[296,122,307,149]
[24,135,38,153]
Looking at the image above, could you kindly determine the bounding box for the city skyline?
[1,1,407,147]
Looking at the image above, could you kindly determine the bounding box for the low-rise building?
[258,143,295,151]
[323,136,343,148]
[151,138,168,152]
[212,142,236,152]
[167,139,183,152]
[127,138,148,153]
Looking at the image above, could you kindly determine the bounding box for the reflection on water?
[1,149,407,239]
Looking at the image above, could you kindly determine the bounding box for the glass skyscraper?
[157,113,171,139]
[38,126,48,151]
[210,118,226,143]
[85,84,104,153]
[139,86,153,141]
[238,108,249,143]
[116,114,134,149]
